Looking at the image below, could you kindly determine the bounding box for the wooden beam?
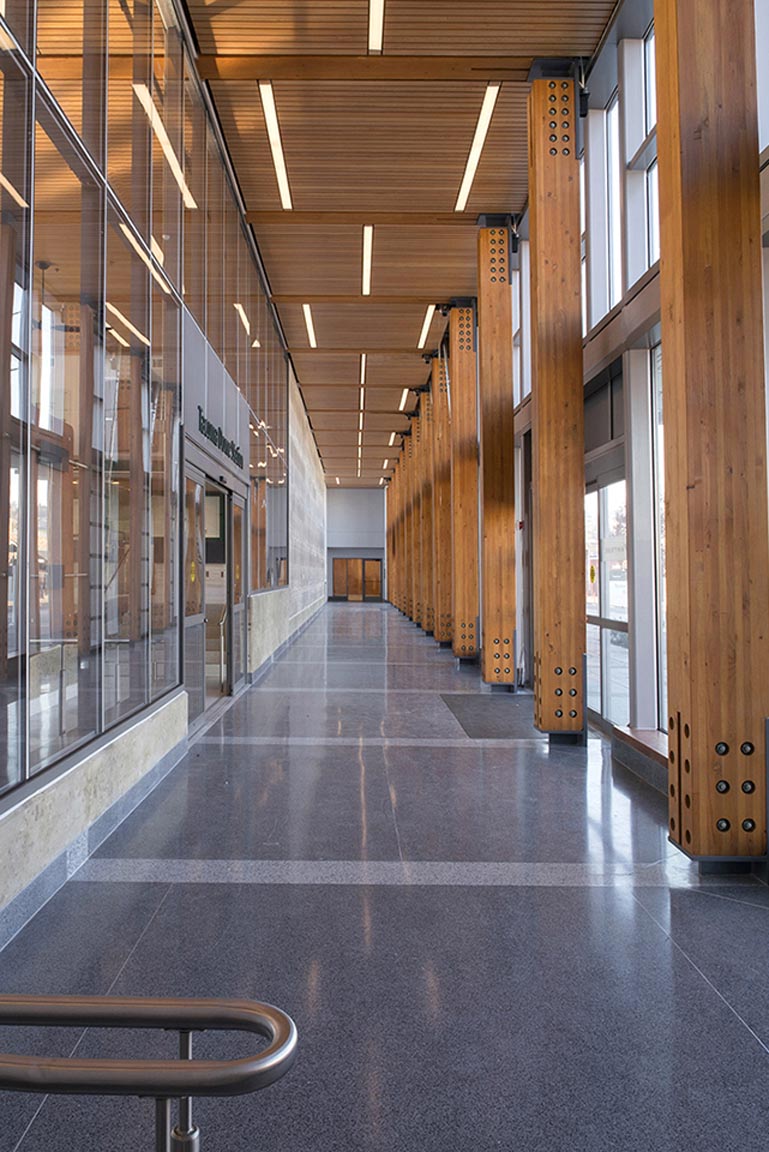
[432,355,453,644]
[657,0,769,858]
[529,78,585,737]
[249,212,480,227]
[449,305,480,659]
[477,228,516,685]
[198,55,533,83]
[288,349,430,356]
[274,295,445,305]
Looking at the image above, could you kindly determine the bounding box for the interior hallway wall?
[248,369,327,672]
[326,489,386,593]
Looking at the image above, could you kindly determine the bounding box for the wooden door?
[347,558,363,601]
[332,557,348,598]
[364,560,381,599]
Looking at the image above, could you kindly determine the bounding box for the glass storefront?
[0,0,289,795]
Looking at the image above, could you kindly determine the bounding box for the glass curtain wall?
[0,0,290,796]
[651,344,666,730]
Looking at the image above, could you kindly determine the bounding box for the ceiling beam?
[288,348,433,355]
[199,55,532,83]
[250,212,479,227]
[274,294,445,305]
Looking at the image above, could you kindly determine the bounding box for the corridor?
[1,604,769,1151]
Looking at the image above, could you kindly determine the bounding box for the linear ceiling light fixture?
[389,432,398,447]
[358,411,364,432]
[336,476,341,485]
[362,225,373,295]
[368,0,385,52]
[417,304,435,349]
[399,388,410,411]
[119,223,171,294]
[359,387,365,410]
[379,477,384,486]
[259,81,293,210]
[302,303,317,348]
[106,302,150,347]
[133,83,197,209]
[359,353,367,386]
[382,458,389,469]
[454,83,501,212]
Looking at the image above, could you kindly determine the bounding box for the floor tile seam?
[675,885,769,914]
[73,859,718,888]
[194,737,548,747]
[630,892,769,1057]
[250,688,486,695]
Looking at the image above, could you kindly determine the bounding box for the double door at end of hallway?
[332,558,382,601]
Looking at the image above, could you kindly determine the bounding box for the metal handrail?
[0,994,297,1096]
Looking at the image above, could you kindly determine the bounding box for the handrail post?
[171,1030,200,1152]
[155,1098,171,1152]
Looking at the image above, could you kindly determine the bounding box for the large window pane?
[647,159,660,266]
[150,0,183,291]
[205,130,225,358]
[36,0,106,163]
[606,95,622,308]
[604,629,630,726]
[0,51,30,791]
[651,344,667,728]
[30,102,104,771]
[586,623,601,713]
[182,54,206,327]
[107,0,152,237]
[103,206,151,725]
[585,489,599,616]
[149,290,180,697]
[601,480,627,622]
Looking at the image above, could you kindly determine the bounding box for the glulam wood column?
[528,78,585,736]
[410,421,422,624]
[657,0,769,858]
[432,355,452,644]
[419,393,435,634]
[449,305,480,658]
[477,229,516,684]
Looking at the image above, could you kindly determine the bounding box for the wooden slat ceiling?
[187,0,617,486]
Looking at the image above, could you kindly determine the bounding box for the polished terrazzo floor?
[2,604,769,1150]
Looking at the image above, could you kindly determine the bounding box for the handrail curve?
[0,995,297,1097]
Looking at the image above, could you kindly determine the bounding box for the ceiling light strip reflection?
[454,83,501,213]
[106,302,150,347]
[259,81,293,210]
[118,222,171,295]
[133,84,197,210]
[0,171,28,209]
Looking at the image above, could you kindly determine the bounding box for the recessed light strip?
[133,84,197,210]
[259,81,293,210]
[399,388,410,412]
[302,303,317,348]
[360,353,367,386]
[417,304,435,349]
[368,0,385,52]
[389,432,397,447]
[362,225,373,295]
[454,83,501,213]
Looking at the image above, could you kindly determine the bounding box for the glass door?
[184,470,206,722]
[204,482,228,705]
[231,494,246,691]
